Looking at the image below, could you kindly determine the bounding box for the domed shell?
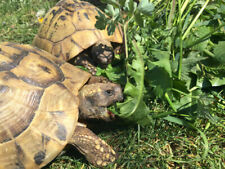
[33,0,123,61]
[0,42,91,169]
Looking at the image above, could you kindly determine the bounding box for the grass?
[0,0,224,168]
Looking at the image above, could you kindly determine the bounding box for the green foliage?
[95,0,225,140]
[96,0,154,35]
[117,41,153,125]
[213,41,225,64]
[146,50,172,97]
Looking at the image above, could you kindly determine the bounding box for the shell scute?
[10,51,64,88]
[0,71,43,143]
[33,0,123,61]
[71,30,98,49]
[58,0,81,12]
[48,10,75,43]
[0,45,29,71]
[0,42,89,169]
[72,8,97,30]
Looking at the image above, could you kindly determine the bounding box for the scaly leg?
[73,53,97,75]
[69,124,116,167]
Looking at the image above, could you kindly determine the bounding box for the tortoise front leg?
[69,124,116,167]
[73,53,97,75]
[73,40,114,75]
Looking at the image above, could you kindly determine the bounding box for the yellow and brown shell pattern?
[33,0,123,61]
[0,42,91,169]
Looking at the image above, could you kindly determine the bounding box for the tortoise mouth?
[107,110,115,119]
[84,106,115,121]
[97,106,116,121]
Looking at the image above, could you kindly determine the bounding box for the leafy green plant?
[96,0,155,124]
[95,0,225,158]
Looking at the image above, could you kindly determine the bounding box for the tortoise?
[33,0,123,74]
[0,42,123,168]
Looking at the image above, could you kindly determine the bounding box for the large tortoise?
[0,42,123,168]
[33,0,123,74]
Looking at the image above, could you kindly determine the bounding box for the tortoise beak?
[101,108,116,121]
[85,107,115,121]
[114,84,123,102]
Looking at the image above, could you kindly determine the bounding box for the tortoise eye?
[105,90,114,96]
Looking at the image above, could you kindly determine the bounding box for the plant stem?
[123,15,134,60]
[177,0,183,79]
[181,0,197,22]
[123,15,134,82]
[167,0,176,29]
[171,88,199,99]
[137,124,140,145]
[165,92,177,112]
[123,22,129,61]
[181,0,190,15]
[152,111,175,118]
[122,20,129,81]
[182,0,209,40]
[203,49,215,57]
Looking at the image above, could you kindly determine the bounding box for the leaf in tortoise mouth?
[116,41,153,126]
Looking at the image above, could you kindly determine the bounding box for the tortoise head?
[78,82,123,121]
[91,40,114,68]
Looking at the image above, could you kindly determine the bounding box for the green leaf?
[172,51,205,83]
[95,10,108,30]
[117,42,152,125]
[95,8,118,35]
[96,64,126,85]
[151,50,172,77]
[164,116,187,125]
[146,66,172,98]
[105,4,120,17]
[125,0,137,15]
[183,26,211,51]
[218,4,225,15]
[137,0,154,16]
[203,64,225,87]
[100,0,120,8]
[107,21,116,35]
[128,0,135,13]
[146,50,172,98]
[118,97,153,125]
[173,79,189,94]
[213,41,225,64]
[123,81,138,97]
[118,0,126,6]
[210,77,225,86]
[182,53,205,80]
[134,12,144,27]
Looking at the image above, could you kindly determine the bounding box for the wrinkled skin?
[91,40,114,69]
[69,77,123,167]
[73,40,114,75]
[78,80,123,121]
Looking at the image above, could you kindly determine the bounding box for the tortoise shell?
[0,42,91,169]
[32,0,123,61]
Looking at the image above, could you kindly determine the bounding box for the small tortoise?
[0,42,123,168]
[33,0,123,74]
